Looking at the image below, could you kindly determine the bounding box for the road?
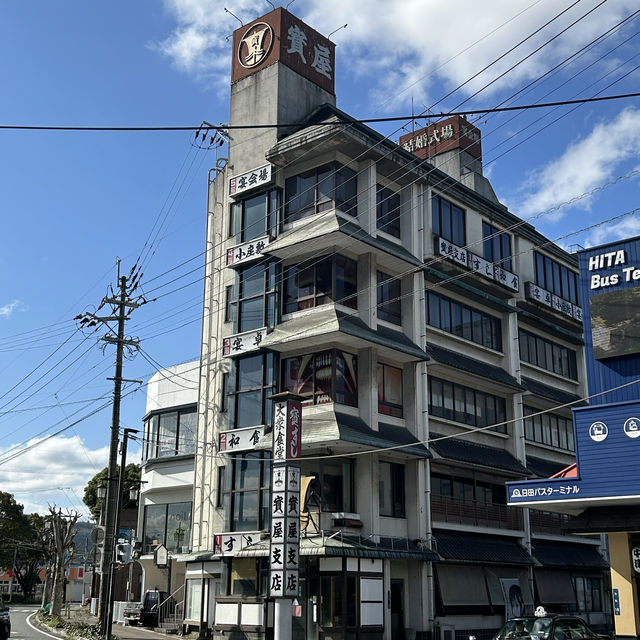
[7,604,172,640]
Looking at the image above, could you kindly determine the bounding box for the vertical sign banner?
[270,398,302,598]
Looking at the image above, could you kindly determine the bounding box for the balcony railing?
[528,509,572,535]
[431,495,524,530]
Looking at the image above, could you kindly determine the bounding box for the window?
[573,576,602,613]
[227,353,277,430]
[534,252,580,304]
[523,406,574,451]
[378,363,403,417]
[519,329,577,379]
[376,184,401,237]
[426,290,502,350]
[283,254,357,313]
[285,162,357,222]
[143,407,197,460]
[227,261,278,332]
[483,221,512,270]
[377,271,401,325]
[282,350,357,407]
[302,459,355,512]
[222,452,271,532]
[142,501,192,554]
[230,188,280,242]
[432,472,506,505]
[432,194,465,246]
[429,376,507,433]
[379,461,405,517]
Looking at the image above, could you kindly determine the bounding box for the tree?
[13,514,47,601]
[47,507,79,616]
[0,492,48,602]
[83,464,141,521]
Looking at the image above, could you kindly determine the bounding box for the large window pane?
[179,411,197,455]
[159,412,178,457]
[167,502,192,552]
[143,504,166,552]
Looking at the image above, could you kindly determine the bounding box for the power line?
[1,92,639,133]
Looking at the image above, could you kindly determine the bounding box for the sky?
[0,0,639,519]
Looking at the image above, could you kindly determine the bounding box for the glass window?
[144,407,197,460]
[285,162,357,222]
[225,452,272,532]
[231,189,279,242]
[432,194,465,245]
[377,271,401,325]
[301,459,355,512]
[519,329,577,379]
[429,377,507,433]
[281,350,357,407]
[143,502,192,554]
[228,353,276,430]
[376,184,401,238]
[483,221,512,270]
[533,252,580,304]
[377,363,403,418]
[523,405,574,451]
[283,255,357,314]
[427,291,502,351]
[379,461,405,517]
[228,261,278,333]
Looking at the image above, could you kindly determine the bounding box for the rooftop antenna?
[328,23,348,38]
[224,7,243,26]
[286,0,296,9]
[265,0,276,8]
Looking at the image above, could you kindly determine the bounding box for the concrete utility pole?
[77,268,143,639]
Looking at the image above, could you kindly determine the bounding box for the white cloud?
[154,0,637,109]
[582,214,640,248]
[0,435,109,518]
[0,300,23,318]
[514,107,640,218]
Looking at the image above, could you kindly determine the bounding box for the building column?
[608,532,640,638]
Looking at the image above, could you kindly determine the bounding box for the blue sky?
[0,0,639,518]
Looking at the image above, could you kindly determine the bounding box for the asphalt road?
[6,603,174,640]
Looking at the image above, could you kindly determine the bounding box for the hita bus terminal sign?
[507,399,640,507]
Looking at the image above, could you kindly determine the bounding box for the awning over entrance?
[434,531,534,565]
[235,534,438,561]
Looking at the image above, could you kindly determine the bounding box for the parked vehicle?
[0,595,10,640]
[492,609,604,640]
[123,589,171,627]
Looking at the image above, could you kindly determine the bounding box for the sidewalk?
[65,604,176,640]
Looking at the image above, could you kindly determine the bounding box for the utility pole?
[77,267,144,639]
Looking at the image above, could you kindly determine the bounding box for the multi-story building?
[136,361,198,614]
[137,8,613,640]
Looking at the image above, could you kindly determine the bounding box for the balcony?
[528,509,573,536]
[431,494,523,530]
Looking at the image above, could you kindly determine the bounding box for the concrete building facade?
[136,8,612,640]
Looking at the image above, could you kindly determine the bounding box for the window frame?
[377,271,402,325]
[376,183,401,238]
[281,349,358,407]
[533,251,580,304]
[143,406,198,461]
[230,188,280,243]
[283,254,357,314]
[482,221,512,270]
[427,290,502,351]
[227,261,278,333]
[432,193,465,246]
[284,162,357,223]
[429,376,507,433]
[142,501,192,554]
[379,461,406,518]
[519,329,577,379]
[377,362,404,418]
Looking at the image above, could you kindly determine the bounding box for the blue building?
[508,235,640,639]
